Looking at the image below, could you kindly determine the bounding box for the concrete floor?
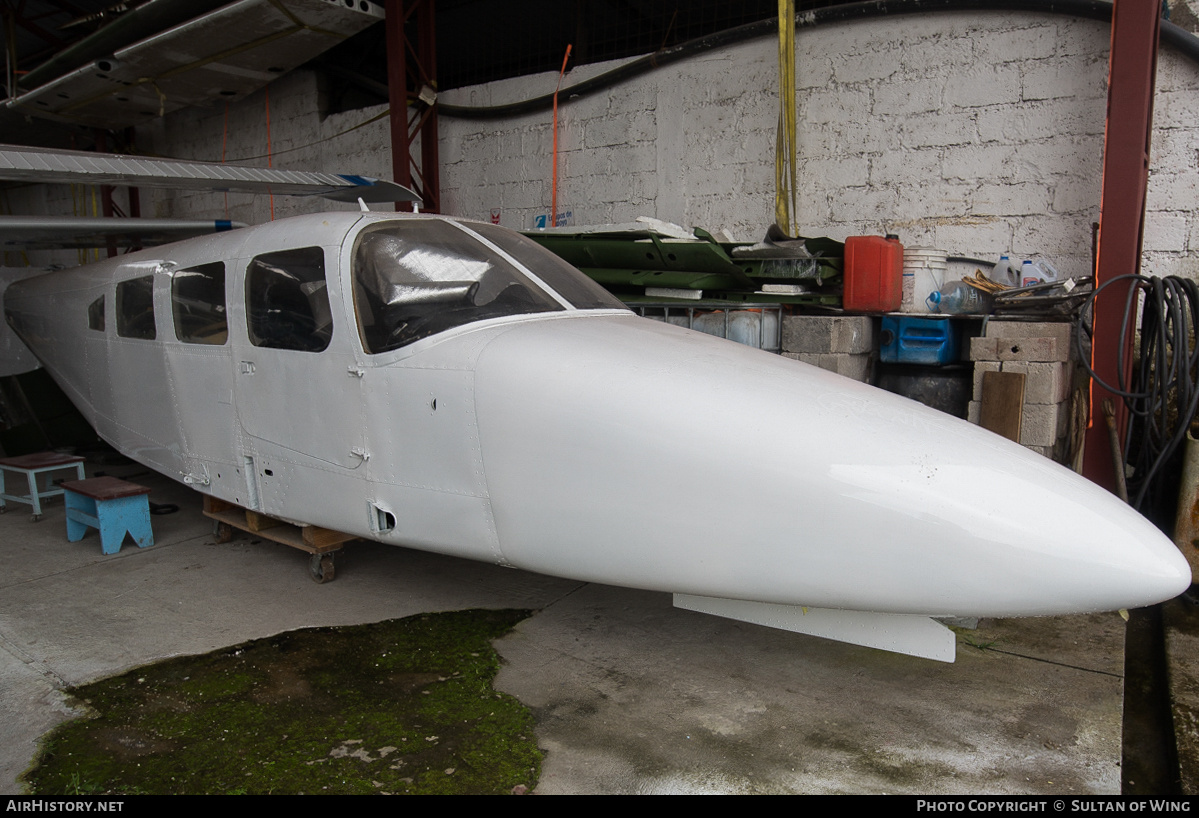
[0,463,1139,794]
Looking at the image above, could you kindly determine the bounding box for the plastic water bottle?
[992,254,1017,285]
[926,281,992,315]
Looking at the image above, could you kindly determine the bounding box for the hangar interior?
[2,0,1199,796]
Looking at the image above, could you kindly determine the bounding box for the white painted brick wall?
[432,10,1198,284]
[130,69,390,232]
[3,9,1199,290]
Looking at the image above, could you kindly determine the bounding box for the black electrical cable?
[436,0,1199,120]
[299,1,1199,156]
[1077,275,1199,512]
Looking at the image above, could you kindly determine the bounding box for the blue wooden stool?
[0,452,86,520]
[60,477,154,555]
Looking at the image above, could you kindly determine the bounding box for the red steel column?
[385,0,440,214]
[93,129,143,254]
[1084,0,1161,492]
[95,129,118,258]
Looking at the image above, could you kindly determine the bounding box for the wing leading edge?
[0,216,247,251]
[0,144,422,205]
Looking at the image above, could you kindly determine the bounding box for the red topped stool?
[0,452,86,521]
[60,477,154,555]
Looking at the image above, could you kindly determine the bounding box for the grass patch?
[22,609,539,795]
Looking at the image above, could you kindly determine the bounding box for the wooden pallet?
[201,495,355,582]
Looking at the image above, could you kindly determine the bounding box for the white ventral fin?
[673,594,957,663]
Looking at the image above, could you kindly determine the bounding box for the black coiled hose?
[1078,275,1199,513]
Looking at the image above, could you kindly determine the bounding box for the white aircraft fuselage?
[4,211,1189,661]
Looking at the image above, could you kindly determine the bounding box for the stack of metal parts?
[524,219,843,306]
[959,269,1094,317]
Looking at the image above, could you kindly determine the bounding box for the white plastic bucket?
[901,247,948,313]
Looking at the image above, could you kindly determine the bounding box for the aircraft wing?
[6,0,383,130]
[0,144,421,205]
[0,216,248,251]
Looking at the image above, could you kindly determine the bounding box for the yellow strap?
[774,0,797,237]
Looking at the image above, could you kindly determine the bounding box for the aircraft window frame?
[464,223,627,312]
[87,295,105,332]
[351,219,565,355]
[172,262,228,345]
[115,275,156,340]
[245,246,332,353]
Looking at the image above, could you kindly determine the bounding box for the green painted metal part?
[620,291,841,306]
[525,230,843,300]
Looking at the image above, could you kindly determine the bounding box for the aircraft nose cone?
[472,314,1191,617]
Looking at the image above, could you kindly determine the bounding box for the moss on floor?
[22,609,540,795]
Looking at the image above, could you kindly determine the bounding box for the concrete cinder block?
[1143,211,1190,254]
[972,361,1001,401]
[996,336,1067,363]
[782,352,872,382]
[877,82,941,119]
[944,63,1023,109]
[834,47,901,84]
[999,361,1070,405]
[975,24,1059,63]
[834,354,873,382]
[969,336,1001,362]
[781,316,874,355]
[984,320,1072,351]
[804,156,870,189]
[974,182,1052,216]
[897,111,979,150]
[1023,62,1105,103]
[941,144,1018,182]
[1019,402,1064,448]
[967,399,981,424]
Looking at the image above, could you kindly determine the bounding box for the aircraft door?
[162,261,238,492]
[107,271,178,475]
[231,245,365,473]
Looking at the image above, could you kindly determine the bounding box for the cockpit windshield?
[464,223,626,312]
[352,219,623,354]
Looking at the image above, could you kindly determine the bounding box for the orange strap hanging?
[552,44,572,228]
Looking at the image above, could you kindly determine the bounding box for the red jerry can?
[843,234,903,313]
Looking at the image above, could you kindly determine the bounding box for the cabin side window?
[352,220,563,354]
[245,247,331,353]
[116,275,156,340]
[87,295,104,332]
[172,262,227,345]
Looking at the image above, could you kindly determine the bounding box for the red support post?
[95,129,118,258]
[93,129,143,254]
[1084,0,1161,492]
[384,0,440,214]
